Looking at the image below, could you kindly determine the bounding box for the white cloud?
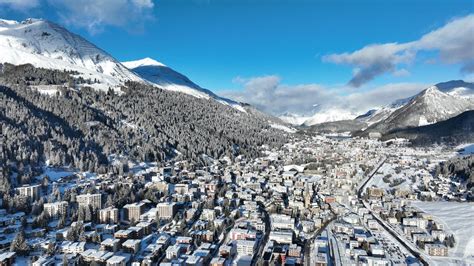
[324,14,474,86]
[392,68,410,77]
[47,0,155,34]
[0,0,156,33]
[0,0,39,10]
[221,75,428,116]
[132,0,154,8]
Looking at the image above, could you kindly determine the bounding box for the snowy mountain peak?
[122,57,166,69]
[0,18,250,113]
[368,82,474,131]
[0,18,19,26]
[0,18,142,90]
[421,85,444,96]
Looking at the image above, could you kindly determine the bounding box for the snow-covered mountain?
[302,108,357,126]
[364,84,474,134]
[0,18,142,90]
[0,18,250,112]
[279,109,357,126]
[122,58,245,112]
[356,96,413,126]
[357,80,474,128]
[0,18,300,133]
[279,112,310,125]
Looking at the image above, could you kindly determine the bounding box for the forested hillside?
[1,63,286,176]
[435,155,474,189]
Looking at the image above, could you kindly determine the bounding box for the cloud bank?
[0,0,40,10]
[221,75,428,117]
[323,14,474,87]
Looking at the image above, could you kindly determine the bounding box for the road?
[328,223,343,266]
[357,156,429,266]
[304,197,337,266]
[251,202,271,265]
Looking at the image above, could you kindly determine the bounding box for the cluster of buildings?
[0,134,465,265]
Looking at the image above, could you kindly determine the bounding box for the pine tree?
[10,229,29,255]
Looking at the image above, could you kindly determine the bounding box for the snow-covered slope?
[357,80,474,128]
[0,18,142,90]
[122,57,246,112]
[280,109,357,126]
[279,112,310,125]
[366,85,474,133]
[0,18,249,113]
[356,96,413,126]
[302,108,357,126]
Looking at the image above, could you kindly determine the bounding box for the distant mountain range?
[279,108,357,126]
[309,80,474,145]
[282,80,474,127]
[361,82,474,133]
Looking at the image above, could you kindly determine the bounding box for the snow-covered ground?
[412,201,474,265]
[36,167,77,182]
[269,123,297,133]
[364,162,421,191]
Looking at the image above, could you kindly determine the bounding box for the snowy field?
[412,201,474,265]
[36,167,78,182]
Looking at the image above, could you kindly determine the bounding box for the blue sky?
[1,0,473,115]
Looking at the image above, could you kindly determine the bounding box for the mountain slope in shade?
[363,86,474,134]
[382,110,474,145]
[122,57,246,112]
[0,18,142,90]
[308,119,367,134]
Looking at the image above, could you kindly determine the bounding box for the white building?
[99,207,119,224]
[156,202,177,220]
[270,214,295,231]
[123,202,145,222]
[43,201,68,218]
[106,256,128,266]
[76,193,102,210]
[16,184,41,201]
[235,240,256,256]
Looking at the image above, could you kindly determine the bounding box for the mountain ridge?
[122,58,246,112]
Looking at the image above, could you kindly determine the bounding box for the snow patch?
[303,108,357,126]
[269,123,297,133]
[418,115,431,126]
